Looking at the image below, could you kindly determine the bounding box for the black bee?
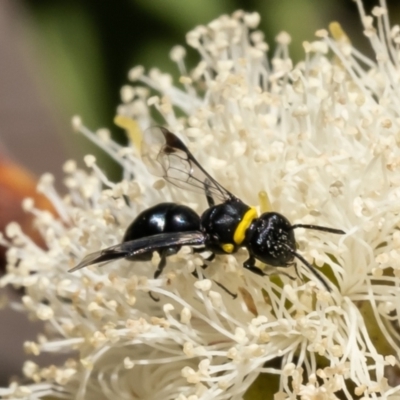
[70,127,344,296]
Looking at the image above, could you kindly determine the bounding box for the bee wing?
[68,243,128,272]
[69,231,206,272]
[142,126,234,203]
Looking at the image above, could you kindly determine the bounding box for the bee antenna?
[291,224,345,235]
[282,244,331,292]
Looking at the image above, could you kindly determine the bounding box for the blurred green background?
[1,0,400,386]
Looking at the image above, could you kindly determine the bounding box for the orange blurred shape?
[0,158,55,270]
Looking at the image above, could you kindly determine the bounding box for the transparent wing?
[142,126,234,203]
[69,231,206,272]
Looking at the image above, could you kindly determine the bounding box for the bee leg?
[192,247,207,254]
[149,252,168,302]
[154,252,167,279]
[191,258,237,299]
[191,269,201,279]
[192,270,237,299]
[149,291,160,302]
[206,193,215,207]
[204,179,215,207]
[212,280,237,299]
[292,262,302,281]
[243,255,266,277]
[203,252,215,263]
[192,248,215,266]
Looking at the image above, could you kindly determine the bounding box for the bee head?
[245,212,296,267]
[246,212,344,291]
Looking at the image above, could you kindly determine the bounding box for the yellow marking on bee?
[222,243,234,253]
[114,116,142,150]
[258,191,272,213]
[233,207,258,245]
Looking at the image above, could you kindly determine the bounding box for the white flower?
[2,0,400,399]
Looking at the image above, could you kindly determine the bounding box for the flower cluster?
[2,0,400,399]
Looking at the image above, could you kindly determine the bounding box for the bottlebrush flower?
[2,1,400,399]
